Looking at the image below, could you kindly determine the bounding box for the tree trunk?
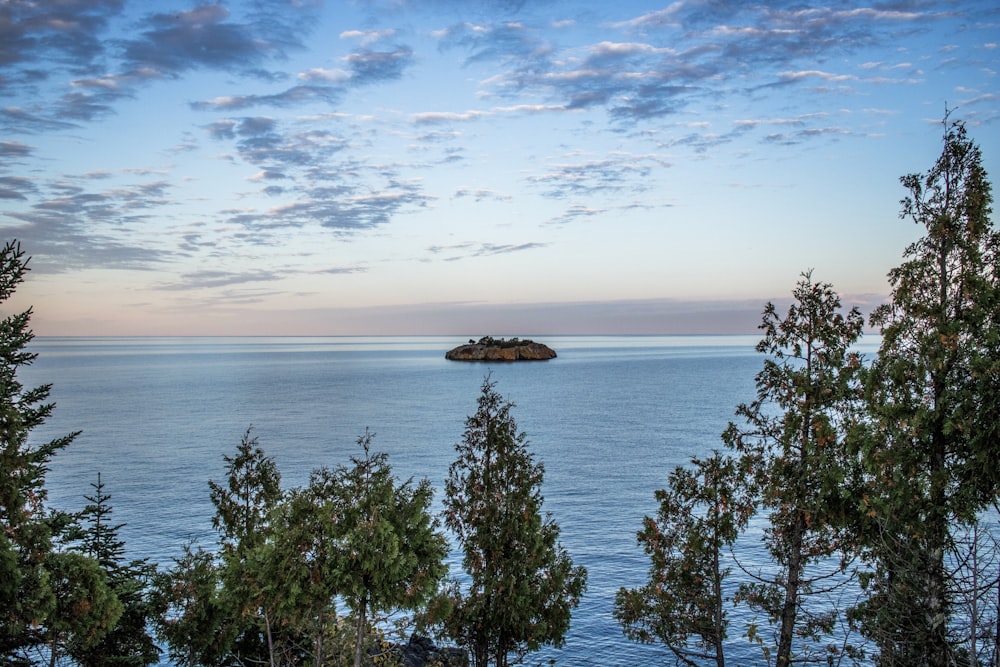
[712,486,726,667]
[354,593,367,667]
[265,609,276,667]
[776,513,806,667]
[712,520,726,667]
[927,379,949,667]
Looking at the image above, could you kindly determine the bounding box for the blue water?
[25,335,792,665]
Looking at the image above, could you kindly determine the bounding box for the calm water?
[25,335,816,665]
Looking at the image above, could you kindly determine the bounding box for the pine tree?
[443,375,587,667]
[256,482,346,666]
[69,473,160,666]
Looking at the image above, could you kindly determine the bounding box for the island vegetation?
[445,337,557,361]
[2,115,998,667]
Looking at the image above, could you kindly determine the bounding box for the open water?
[24,335,863,665]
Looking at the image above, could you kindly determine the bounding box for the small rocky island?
[445,336,557,362]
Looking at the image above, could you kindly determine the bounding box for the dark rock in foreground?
[392,634,468,667]
[445,336,557,362]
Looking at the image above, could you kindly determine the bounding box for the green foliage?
[155,427,448,667]
[443,375,587,667]
[327,429,449,667]
[857,114,999,666]
[473,337,532,348]
[208,426,283,556]
[44,550,123,660]
[67,474,160,666]
[210,426,297,664]
[725,272,866,666]
[150,543,232,667]
[615,452,754,667]
[0,240,121,664]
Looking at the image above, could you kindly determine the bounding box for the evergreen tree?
[615,451,754,667]
[325,429,449,667]
[68,473,160,666]
[44,550,123,667]
[725,272,866,666]
[256,482,346,666]
[857,115,999,666]
[151,542,231,667]
[443,376,587,667]
[208,426,286,665]
[0,240,115,663]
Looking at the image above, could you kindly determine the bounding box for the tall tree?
[208,426,286,665]
[725,272,865,666]
[324,429,449,667]
[68,473,160,666]
[857,115,999,666]
[0,240,110,663]
[256,482,346,667]
[443,376,587,667]
[615,451,754,667]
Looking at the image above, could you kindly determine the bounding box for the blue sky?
[1,0,997,336]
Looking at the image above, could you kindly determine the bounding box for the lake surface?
[24,335,873,665]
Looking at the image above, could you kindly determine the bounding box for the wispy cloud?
[526,152,667,198]
[426,241,548,261]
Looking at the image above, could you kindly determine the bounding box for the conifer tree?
[857,114,999,666]
[0,240,117,663]
[69,473,160,666]
[44,550,123,666]
[325,429,449,667]
[208,426,286,664]
[151,542,230,667]
[256,482,345,666]
[615,451,755,667]
[725,272,865,666]
[443,376,587,667]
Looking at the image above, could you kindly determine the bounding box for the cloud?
[341,28,399,46]
[0,106,79,133]
[156,268,281,291]
[223,181,434,234]
[344,46,415,84]
[436,20,551,66]
[191,85,344,111]
[761,125,855,145]
[298,68,352,83]
[452,188,512,202]
[0,176,36,200]
[545,204,605,225]
[0,1,323,131]
[526,152,666,198]
[122,5,305,74]
[463,2,952,125]
[0,140,32,158]
[426,241,547,261]
[412,109,492,124]
[0,0,125,74]
[0,169,177,272]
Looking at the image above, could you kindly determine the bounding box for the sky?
[1,0,998,336]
